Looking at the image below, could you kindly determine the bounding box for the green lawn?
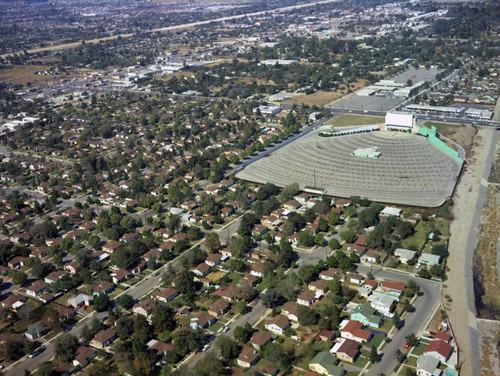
[208,321,224,333]
[411,343,426,356]
[402,221,430,251]
[352,356,369,368]
[435,219,450,237]
[327,114,385,127]
[255,279,272,292]
[406,355,417,367]
[368,334,385,349]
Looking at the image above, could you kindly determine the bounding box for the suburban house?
[213,285,239,302]
[2,294,26,310]
[190,263,210,277]
[102,241,122,254]
[205,253,223,267]
[351,304,382,328]
[26,280,49,297]
[208,299,230,318]
[339,320,373,343]
[68,293,93,308]
[25,322,46,340]
[133,298,157,320]
[416,354,441,376]
[368,294,397,315]
[250,262,265,278]
[90,328,117,349]
[237,346,260,368]
[309,351,346,376]
[265,314,291,335]
[394,248,417,264]
[418,253,441,268]
[92,281,114,296]
[151,288,179,303]
[335,339,360,363]
[249,330,272,350]
[297,290,317,307]
[379,281,406,297]
[282,302,299,322]
[283,200,301,211]
[350,274,365,285]
[318,329,336,342]
[57,306,77,322]
[309,279,329,295]
[111,269,132,284]
[320,268,345,282]
[423,340,453,363]
[73,346,97,367]
[190,312,215,330]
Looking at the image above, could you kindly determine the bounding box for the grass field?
[402,221,430,251]
[326,114,385,128]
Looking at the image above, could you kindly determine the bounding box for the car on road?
[403,342,410,349]
[202,344,210,352]
[29,347,44,358]
[222,326,230,333]
[153,271,160,277]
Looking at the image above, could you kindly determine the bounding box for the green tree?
[369,345,379,363]
[406,333,418,347]
[116,294,134,309]
[205,232,221,253]
[9,270,27,285]
[215,335,239,360]
[328,238,341,250]
[93,294,110,312]
[54,334,79,362]
[298,264,316,283]
[152,304,176,333]
[339,230,357,244]
[262,288,282,308]
[233,323,253,343]
[298,306,319,326]
[173,329,200,356]
[393,312,402,329]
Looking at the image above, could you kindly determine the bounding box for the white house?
[265,315,290,335]
[368,294,397,316]
[394,248,417,264]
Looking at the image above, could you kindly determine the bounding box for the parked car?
[202,344,210,352]
[222,326,230,333]
[403,342,410,349]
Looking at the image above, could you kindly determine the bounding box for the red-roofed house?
[423,340,453,363]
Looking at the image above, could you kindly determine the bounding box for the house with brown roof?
[250,330,272,349]
[213,284,239,302]
[111,269,132,284]
[73,346,97,367]
[133,298,157,320]
[250,262,266,278]
[26,280,49,297]
[90,328,117,349]
[57,306,76,322]
[283,200,301,211]
[335,339,360,363]
[282,302,299,322]
[147,339,174,356]
[152,288,179,303]
[237,346,260,368]
[265,314,290,335]
[65,261,81,275]
[102,241,122,254]
[340,320,373,343]
[2,293,26,310]
[8,256,28,269]
[190,311,215,330]
[423,340,453,363]
[45,270,67,284]
[318,329,336,342]
[309,279,329,295]
[190,263,210,277]
[205,253,223,267]
[208,299,230,318]
[320,268,345,282]
[92,281,114,296]
[297,290,317,307]
[380,281,407,296]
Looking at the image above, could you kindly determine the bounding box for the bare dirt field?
[444,127,497,376]
[478,319,500,376]
[0,65,51,83]
[423,121,477,154]
[284,80,366,107]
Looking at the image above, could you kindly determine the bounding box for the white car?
[202,344,210,352]
[222,326,230,333]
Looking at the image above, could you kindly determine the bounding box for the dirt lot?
[0,65,85,85]
[423,121,477,153]
[473,137,500,320]
[478,319,500,376]
[284,80,366,107]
